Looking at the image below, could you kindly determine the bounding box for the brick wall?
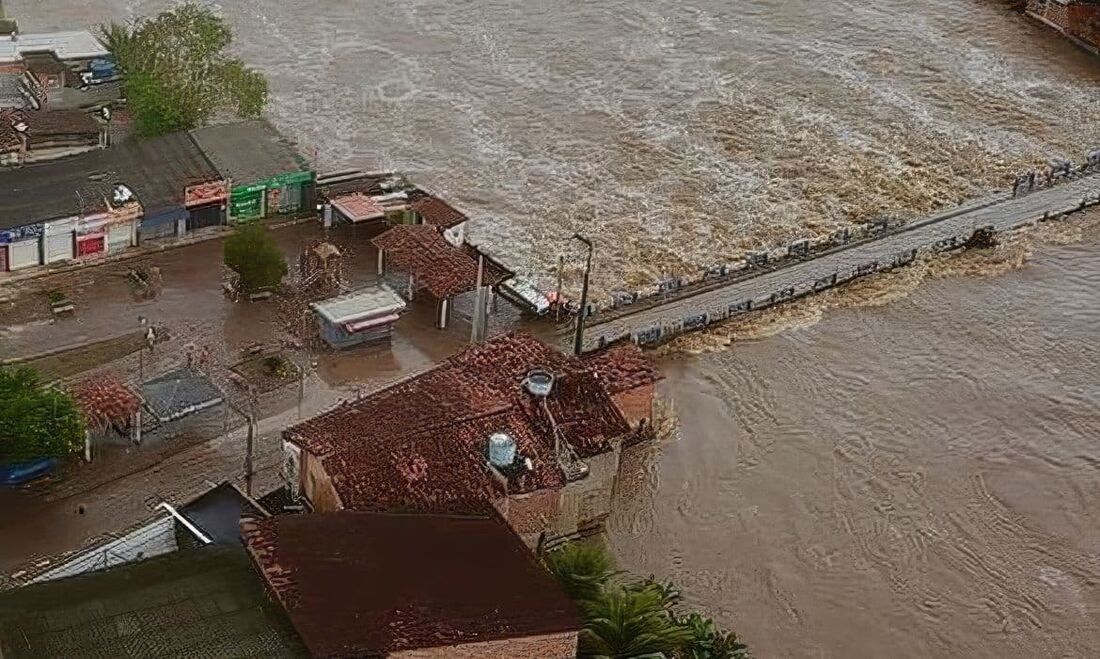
[0,62,25,74]
[391,630,578,658]
[613,384,655,428]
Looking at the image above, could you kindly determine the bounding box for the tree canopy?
[100,3,269,137]
[224,223,288,294]
[0,366,85,463]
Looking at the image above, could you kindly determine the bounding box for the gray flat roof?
[311,284,406,324]
[0,31,107,64]
[190,119,310,185]
[180,482,268,545]
[0,547,306,658]
[142,368,224,422]
[0,131,220,231]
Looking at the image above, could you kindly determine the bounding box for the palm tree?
[578,582,694,658]
[543,541,617,602]
[679,613,751,659]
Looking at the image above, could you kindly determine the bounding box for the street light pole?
[137,316,147,385]
[572,234,593,356]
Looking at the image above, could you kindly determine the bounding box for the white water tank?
[524,369,554,398]
[488,432,517,468]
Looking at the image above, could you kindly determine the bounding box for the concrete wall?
[31,514,179,583]
[555,447,621,538]
[500,488,561,548]
[302,451,342,513]
[391,630,578,659]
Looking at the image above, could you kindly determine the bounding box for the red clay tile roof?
[372,224,509,299]
[284,333,646,512]
[287,366,509,459]
[72,374,141,430]
[410,193,467,229]
[582,342,664,395]
[329,192,385,222]
[241,512,580,658]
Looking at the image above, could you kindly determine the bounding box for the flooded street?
[4,0,1100,655]
[610,217,1100,657]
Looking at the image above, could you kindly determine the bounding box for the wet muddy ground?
[0,222,495,573]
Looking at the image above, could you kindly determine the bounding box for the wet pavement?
[0,220,515,574]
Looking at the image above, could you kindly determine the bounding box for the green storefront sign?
[229,171,314,221]
[265,170,314,187]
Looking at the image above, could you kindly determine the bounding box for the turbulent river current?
[10,0,1100,655]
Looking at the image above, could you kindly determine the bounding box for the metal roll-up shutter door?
[108,222,132,252]
[187,204,224,231]
[9,238,39,270]
[45,231,74,263]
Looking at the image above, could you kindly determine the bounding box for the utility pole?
[572,234,593,356]
[555,254,564,323]
[470,253,488,344]
[244,386,256,497]
[137,316,148,386]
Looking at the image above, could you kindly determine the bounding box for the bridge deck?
[574,173,1100,351]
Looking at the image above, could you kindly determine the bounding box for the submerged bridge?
[564,170,1100,352]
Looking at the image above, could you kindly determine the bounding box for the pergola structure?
[72,374,143,461]
[371,224,511,329]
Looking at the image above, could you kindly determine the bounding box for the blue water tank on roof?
[488,432,517,468]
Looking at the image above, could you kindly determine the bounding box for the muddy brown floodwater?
[10,0,1100,298]
[6,0,1100,655]
[610,218,1100,657]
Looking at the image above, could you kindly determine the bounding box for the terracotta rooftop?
[241,512,580,658]
[583,342,664,395]
[372,223,510,299]
[410,192,467,229]
[329,192,385,223]
[71,374,141,430]
[285,333,651,512]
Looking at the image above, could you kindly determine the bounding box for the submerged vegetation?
[100,3,268,137]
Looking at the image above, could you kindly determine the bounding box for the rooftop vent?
[523,368,554,398]
[488,432,517,468]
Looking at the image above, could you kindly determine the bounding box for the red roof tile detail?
[329,192,385,222]
[72,375,141,430]
[373,224,509,299]
[242,512,580,657]
[285,333,647,512]
[410,194,467,229]
[582,343,664,395]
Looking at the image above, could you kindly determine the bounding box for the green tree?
[544,541,617,602]
[579,581,694,658]
[100,3,269,137]
[224,223,287,295]
[0,367,85,463]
